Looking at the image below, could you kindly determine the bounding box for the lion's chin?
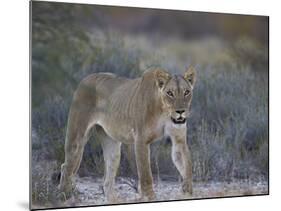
[171,117,186,125]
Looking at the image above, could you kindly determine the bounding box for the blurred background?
[31,1,268,208]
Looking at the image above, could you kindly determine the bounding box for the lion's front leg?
[134,140,156,201]
[171,135,193,195]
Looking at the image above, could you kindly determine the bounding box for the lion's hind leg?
[59,104,93,196]
[96,126,121,203]
[59,129,89,197]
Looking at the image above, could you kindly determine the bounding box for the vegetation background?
[31,1,268,208]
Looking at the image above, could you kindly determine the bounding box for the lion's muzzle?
[171,110,187,124]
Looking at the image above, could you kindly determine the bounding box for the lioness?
[59,67,196,202]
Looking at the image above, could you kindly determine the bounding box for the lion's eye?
[184,90,190,96]
[166,90,174,98]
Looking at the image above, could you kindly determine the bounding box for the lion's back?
[83,72,129,93]
[75,72,128,100]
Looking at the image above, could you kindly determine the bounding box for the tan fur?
[59,67,196,202]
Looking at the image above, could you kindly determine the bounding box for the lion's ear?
[155,68,171,89]
[184,66,196,87]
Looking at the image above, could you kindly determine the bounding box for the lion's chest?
[143,117,186,144]
[164,121,186,138]
[157,117,186,137]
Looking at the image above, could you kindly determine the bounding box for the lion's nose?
[175,110,185,115]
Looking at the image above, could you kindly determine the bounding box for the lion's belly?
[97,117,135,144]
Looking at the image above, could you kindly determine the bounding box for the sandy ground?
[58,176,268,207]
[31,159,268,209]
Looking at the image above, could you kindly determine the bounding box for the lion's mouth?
[171,117,186,124]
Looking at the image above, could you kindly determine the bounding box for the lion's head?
[154,67,196,125]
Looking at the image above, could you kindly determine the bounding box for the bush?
[187,66,268,181]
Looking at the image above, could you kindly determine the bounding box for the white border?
[0,0,279,211]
